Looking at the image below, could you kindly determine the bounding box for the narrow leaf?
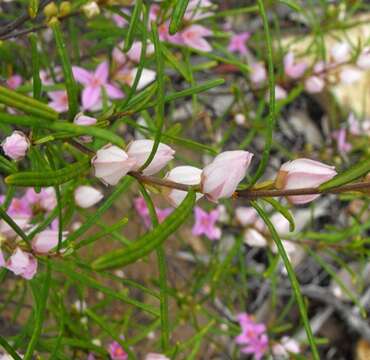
[92,191,196,270]
[319,158,370,191]
[169,0,190,35]
[123,0,142,51]
[50,18,78,118]
[5,159,90,186]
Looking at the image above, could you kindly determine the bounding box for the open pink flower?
[192,206,221,240]
[181,25,213,52]
[107,341,127,360]
[6,248,37,280]
[25,187,56,212]
[6,75,22,89]
[236,313,269,360]
[228,32,250,55]
[284,52,307,79]
[134,197,172,228]
[72,62,124,110]
[48,90,69,113]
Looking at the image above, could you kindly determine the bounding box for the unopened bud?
[44,2,58,18]
[59,1,72,17]
[82,1,100,18]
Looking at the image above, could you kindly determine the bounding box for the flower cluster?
[235,313,269,360]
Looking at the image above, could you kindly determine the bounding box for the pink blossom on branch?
[164,166,203,207]
[92,145,136,186]
[127,139,175,176]
[192,206,221,240]
[32,229,67,254]
[72,61,124,110]
[283,52,307,79]
[74,185,103,208]
[275,158,337,204]
[201,150,253,201]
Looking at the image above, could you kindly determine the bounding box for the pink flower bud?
[74,185,103,208]
[32,229,66,254]
[201,150,253,201]
[284,52,307,79]
[74,113,97,143]
[74,113,97,126]
[275,158,337,204]
[164,166,203,207]
[304,76,325,93]
[127,140,175,176]
[1,131,29,160]
[6,248,37,280]
[108,341,127,360]
[92,145,136,186]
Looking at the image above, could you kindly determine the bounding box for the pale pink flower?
[228,32,250,55]
[6,74,22,89]
[87,354,96,360]
[32,229,67,254]
[25,187,56,212]
[72,62,124,110]
[185,0,213,20]
[235,207,258,227]
[192,206,221,240]
[74,185,103,208]
[201,150,253,201]
[339,67,362,84]
[48,90,69,113]
[39,66,62,85]
[0,215,30,237]
[284,52,307,79]
[272,336,300,357]
[332,128,352,153]
[134,197,172,228]
[112,8,130,27]
[348,113,370,136]
[6,248,37,280]
[250,62,267,85]
[164,166,203,207]
[272,85,288,100]
[144,354,170,360]
[275,158,337,204]
[2,131,29,160]
[304,76,325,93]
[74,113,97,143]
[127,41,155,63]
[235,313,269,360]
[127,140,175,176]
[6,197,32,218]
[180,24,213,52]
[118,68,156,90]
[331,42,350,63]
[158,22,183,45]
[357,48,370,70]
[92,145,136,186]
[243,228,267,247]
[107,341,127,360]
